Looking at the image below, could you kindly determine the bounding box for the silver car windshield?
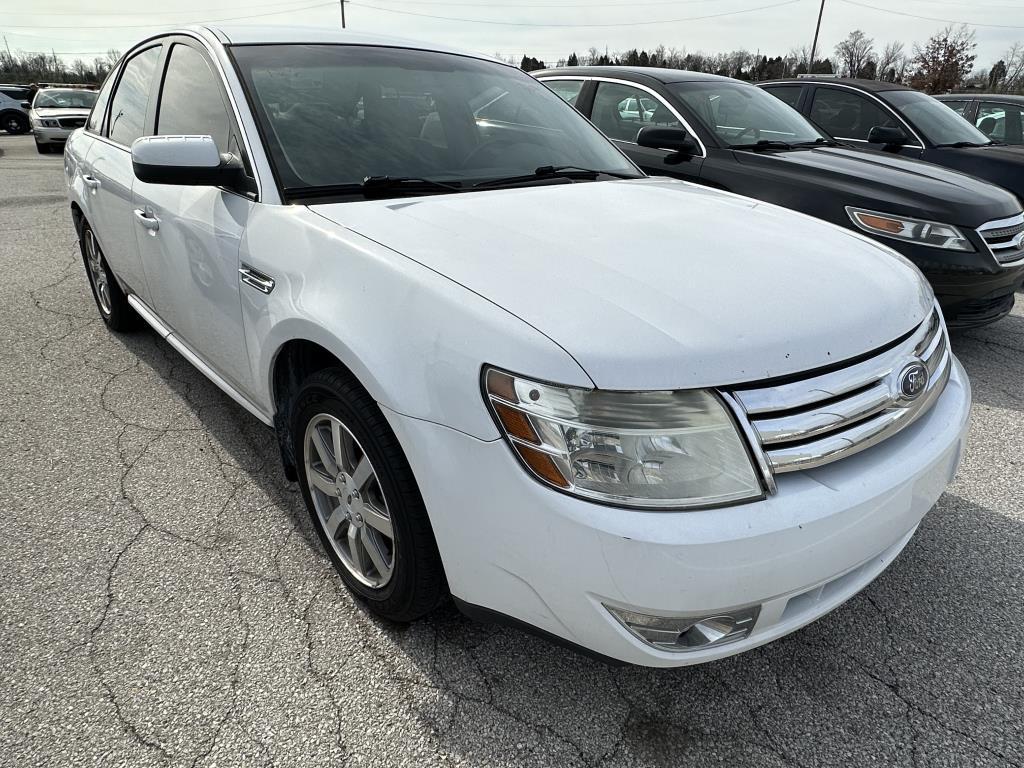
[669,81,825,147]
[230,45,640,192]
[34,89,98,109]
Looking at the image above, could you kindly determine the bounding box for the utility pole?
[340,0,346,29]
[808,0,825,73]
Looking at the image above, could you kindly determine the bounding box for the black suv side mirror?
[21,101,31,110]
[636,126,699,156]
[867,125,908,149]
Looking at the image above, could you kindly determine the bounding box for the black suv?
[759,77,1024,205]
[535,67,1024,327]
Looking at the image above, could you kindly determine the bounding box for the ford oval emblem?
[898,361,929,401]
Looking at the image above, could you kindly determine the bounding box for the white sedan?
[65,25,970,666]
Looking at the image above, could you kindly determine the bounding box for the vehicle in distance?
[0,84,31,135]
[536,67,1024,328]
[935,93,1024,146]
[26,87,98,154]
[66,26,971,667]
[759,77,1024,203]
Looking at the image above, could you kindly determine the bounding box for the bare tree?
[835,30,876,78]
[1000,42,1024,92]
[877,41,906,82]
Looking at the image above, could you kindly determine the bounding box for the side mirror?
[21,101,30,109]
[867,125,908,147]
[636,126,699,155]
[131,135,248,189]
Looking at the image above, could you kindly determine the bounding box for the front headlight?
[483,367,764,509]
[846,207,973,251]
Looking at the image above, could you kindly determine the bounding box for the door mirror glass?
[867,125,909,146]
[21,101,30,109]
[636,126,698,154]
[131,135,243,187]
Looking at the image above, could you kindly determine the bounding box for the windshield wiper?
[731,140,796,152]
[361,175,463,196]
[792,138,844,148]
[935,141,989,148]
[473,165,639,189]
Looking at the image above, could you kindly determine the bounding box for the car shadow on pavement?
[952,307,1024,415]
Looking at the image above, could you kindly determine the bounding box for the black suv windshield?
[34,89,98,109]
[230,45,640,193]
[668,80,825,148]
[883,90,991,147]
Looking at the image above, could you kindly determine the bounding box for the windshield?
[668,81,824,147]
[883,90,991,146]
[230,45,639,192]
[33,89,98,109]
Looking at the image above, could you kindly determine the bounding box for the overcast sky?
[3,0,1022,70]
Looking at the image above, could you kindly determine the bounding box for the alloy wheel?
[83,229,112,315]
[304,413,395,588]
[3,116,22,133]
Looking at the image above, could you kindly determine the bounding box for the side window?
[157,44,232,152]
[544,79,584,108]
[941,100,969,117]
[591,81,680,143]
[809,87,897,141]
[763,86,802,109]
[86,70,117,134]
[108,45,162,146]
[978,102,1023,144]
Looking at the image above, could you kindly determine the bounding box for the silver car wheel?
[3,115,21,133]
[83,229,112,315]
[304,413,395,588]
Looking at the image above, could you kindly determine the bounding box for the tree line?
[0,49,121,86]
[516,25,1024,95]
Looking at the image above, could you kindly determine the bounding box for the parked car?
[935,93,1024,146]
[26,87,98,153]
[66,26,970,667]
[536,67,1024,328]
[0,84,31,135]
[758,77,1024,204]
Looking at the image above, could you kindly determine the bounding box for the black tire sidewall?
[79,223,138,332]
[291,371,439,619]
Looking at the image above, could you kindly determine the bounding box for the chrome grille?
[978,213,1024,265]
[728,306,950,474]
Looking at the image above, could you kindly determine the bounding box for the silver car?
[27,88,98,154]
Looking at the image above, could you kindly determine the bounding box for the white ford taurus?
[65,25,971,666]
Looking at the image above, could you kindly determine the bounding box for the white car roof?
[189,24,506,67]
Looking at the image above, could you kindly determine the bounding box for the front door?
[807,85,924,159]
[587,80,704,181]
[132,39,256,393]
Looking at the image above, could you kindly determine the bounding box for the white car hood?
[310,178,932,390]
[33,107,90,118]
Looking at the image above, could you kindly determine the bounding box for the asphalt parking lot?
[1,131,1022,768]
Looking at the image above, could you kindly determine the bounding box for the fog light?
[605,604,760,652]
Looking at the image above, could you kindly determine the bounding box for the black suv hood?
[733,145,1021,226]
[927,144,1024,203]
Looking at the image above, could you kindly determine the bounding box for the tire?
[1,112,28,135]
[79,222,140,332]
[36,140,52,154]
[292,367,446,622]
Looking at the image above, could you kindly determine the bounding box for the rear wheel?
[79,223,140,331]
[292,368,446,622]
[2,112,28,135]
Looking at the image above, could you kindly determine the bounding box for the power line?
[347,0,805,27]
[3,0,327,17]
[837,0,1024,27]
[346,0,724,6]
[0,1,335,29]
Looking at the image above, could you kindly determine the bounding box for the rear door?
[87,43,163,301]
[132,37,257,391]
[587,79,704,180]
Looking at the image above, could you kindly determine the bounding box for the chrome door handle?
[133,208,160,231]
[238,264,275,294]
[82,174,101,189]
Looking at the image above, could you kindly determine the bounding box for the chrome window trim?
[805,82,925,148]
[538,75,708,158]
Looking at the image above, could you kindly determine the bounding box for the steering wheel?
[461,139,533,169]
[734,126,760,141]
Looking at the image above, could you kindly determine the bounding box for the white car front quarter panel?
[239,204,594,440]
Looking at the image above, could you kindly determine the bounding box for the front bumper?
[385,358,971,667]
[32,126,72,144]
